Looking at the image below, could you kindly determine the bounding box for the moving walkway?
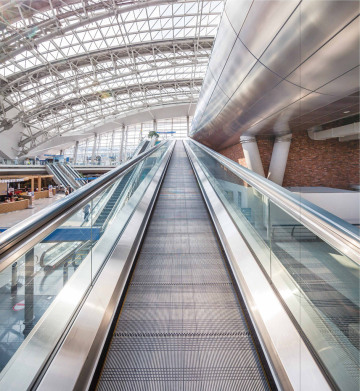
[0,140,358,390]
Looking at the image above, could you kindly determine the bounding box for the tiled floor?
[0,194,64,228]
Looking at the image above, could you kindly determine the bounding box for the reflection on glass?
[188,141,359,390]
[269,201,359,390]
[0,142,170,375]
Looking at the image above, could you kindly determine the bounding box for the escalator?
[93,171,133,228]
[94,142,273,390]
[46,163,73,190]
[46,162,85,191]
[62,163,87,186]
[131,139,150,159]
[138,140,150,154]
[56,163,82,190]
[40,169,135,271]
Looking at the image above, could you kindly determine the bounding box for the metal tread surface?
[96,141,271,390]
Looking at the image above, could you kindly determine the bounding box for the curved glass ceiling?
[0,0,223,154]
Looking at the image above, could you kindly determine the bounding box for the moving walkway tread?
[95,141,274,390]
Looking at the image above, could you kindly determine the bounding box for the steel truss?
[0,0,223,155]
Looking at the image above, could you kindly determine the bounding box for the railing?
[188,140,359,265]
[185,139,360,391]
[0,140,167,263]
[0,159,44,166]
[0,140,173,389]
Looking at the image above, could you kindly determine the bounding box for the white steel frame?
[0,0,223,155]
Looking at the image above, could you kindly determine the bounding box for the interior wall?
[283,132,359,190]
[219,132,359,190]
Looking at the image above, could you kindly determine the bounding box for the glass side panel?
[269,200,359,390]
[188,142,272,274]
[187,140,359,391]
[0,142,170,376]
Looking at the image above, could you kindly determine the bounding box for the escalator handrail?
[48,163,71,189]
[66,164,86,186]
[46,163,66,188]
[187,139,360,265]
[0,141,168,257]
[58,163,80,189]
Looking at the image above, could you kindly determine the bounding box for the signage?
[0,178,26,183]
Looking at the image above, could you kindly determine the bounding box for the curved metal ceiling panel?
[191,0,360,150]
[0,0,224,154]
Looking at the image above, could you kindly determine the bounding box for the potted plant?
[148,130,159,139]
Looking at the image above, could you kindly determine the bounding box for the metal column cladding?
[191,0,360,150]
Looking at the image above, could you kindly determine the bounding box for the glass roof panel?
[0,0,224,154]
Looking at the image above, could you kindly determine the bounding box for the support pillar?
[186,115,190,137]
[11,262,18,293]
[84,139,88,164]
[73,141,79,164]
[63,261,68,286]
[30,177,34,192]
[110,130,115,155]
[153,119,157,133]
[124,126,128,161]
[37,176,41,191]
[91,133,97,164]
[23,248,35,336]
[140,123,143,141]
[240,136,265,177]
[267,134,292,186]
[120,125,125,163]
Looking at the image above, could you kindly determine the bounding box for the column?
[186,115,190,137]
[73,141,79,164]
[267,133,292,186]
[91,133,97,164]
[37,176,41,191]
[124,126,128,161]
[23,248,35,336]
[119,125,125,163]
[153,119,157,133]
[63,261,68,286]
[30,177,34,192]
[11,262,17,293]
[84,138,88,164]
[239,136,265,177]
[140,123,143,141]
[110,130,115,155]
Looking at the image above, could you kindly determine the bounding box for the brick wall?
[219,132,359,189]
[283,132,359,189]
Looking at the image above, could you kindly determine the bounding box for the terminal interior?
[0,1,359,390]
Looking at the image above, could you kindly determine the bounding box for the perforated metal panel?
[97,142,271,390]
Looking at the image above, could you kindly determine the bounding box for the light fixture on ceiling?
[343,110,350,114]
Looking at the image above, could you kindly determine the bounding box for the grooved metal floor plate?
[97,142,270,390]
